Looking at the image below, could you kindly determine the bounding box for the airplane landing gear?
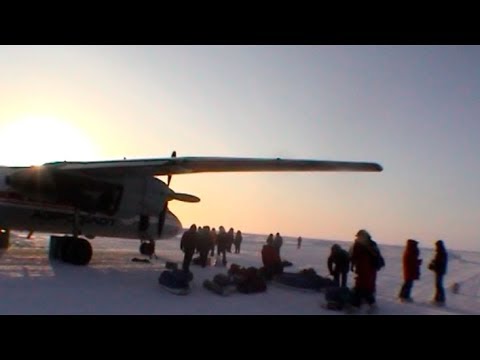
[48,208,93,266]
[49,236,93,265]
[0,229,10,249]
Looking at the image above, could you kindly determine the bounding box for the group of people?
[181,225,449,310]
[398,238,447,305]
[326,230,449,311]
[180,224,243,272]
[261,233,285,279]
[266,233,284,255]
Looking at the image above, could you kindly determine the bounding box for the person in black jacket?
[180,224,197,272]
[227,228,234,253]
[234,230,243,254]
[216,226,228,266]
[197,226,211,267]
[428,240,448,305]
[327,244,350,287]
[273,233,283,257]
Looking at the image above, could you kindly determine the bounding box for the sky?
[0,45,479,251]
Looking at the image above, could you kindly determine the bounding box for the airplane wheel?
[140,242,155,256]
[50,236,92,265]
[0,229,10,249]
[62,237,92,265]
[70,238,93,265]
[60,237,74,262]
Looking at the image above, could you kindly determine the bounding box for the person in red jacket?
[349,229,383,312]
[398,239,422,302]
[261,234,283,280]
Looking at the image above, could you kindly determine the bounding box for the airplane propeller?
[157,151,199,238]
[165,150,200,203]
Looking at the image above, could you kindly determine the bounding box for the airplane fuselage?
[0,167,182,240]
[0,155,382,266]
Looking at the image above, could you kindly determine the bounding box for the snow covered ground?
[0,231,479,315]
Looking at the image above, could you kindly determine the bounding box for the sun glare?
[0,116,99,166]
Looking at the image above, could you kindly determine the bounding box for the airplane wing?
[6,157,382,211]
[43,157,383,177]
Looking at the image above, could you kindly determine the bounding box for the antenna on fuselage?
[167,150,176,186]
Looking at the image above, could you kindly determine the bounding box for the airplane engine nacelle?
[142,178,171,215]
[115,177,174,239]
[6,167,123,216]
[117,177,171,218]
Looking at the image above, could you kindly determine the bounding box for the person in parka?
[328,244,350,287]
[197,226,211,267]
[234,230,243,254]
[180,224,198,272]
[349,229,383,311]
[227,228,234,253]
[216,226,228,266]
[273,232,283,257]
[428,240,448,305]
[209,227,217,256]
[398,239,422,302]
[261,234,283,280]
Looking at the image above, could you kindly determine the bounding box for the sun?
[0,116,100,166]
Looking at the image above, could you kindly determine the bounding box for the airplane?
[0,153,383,265]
